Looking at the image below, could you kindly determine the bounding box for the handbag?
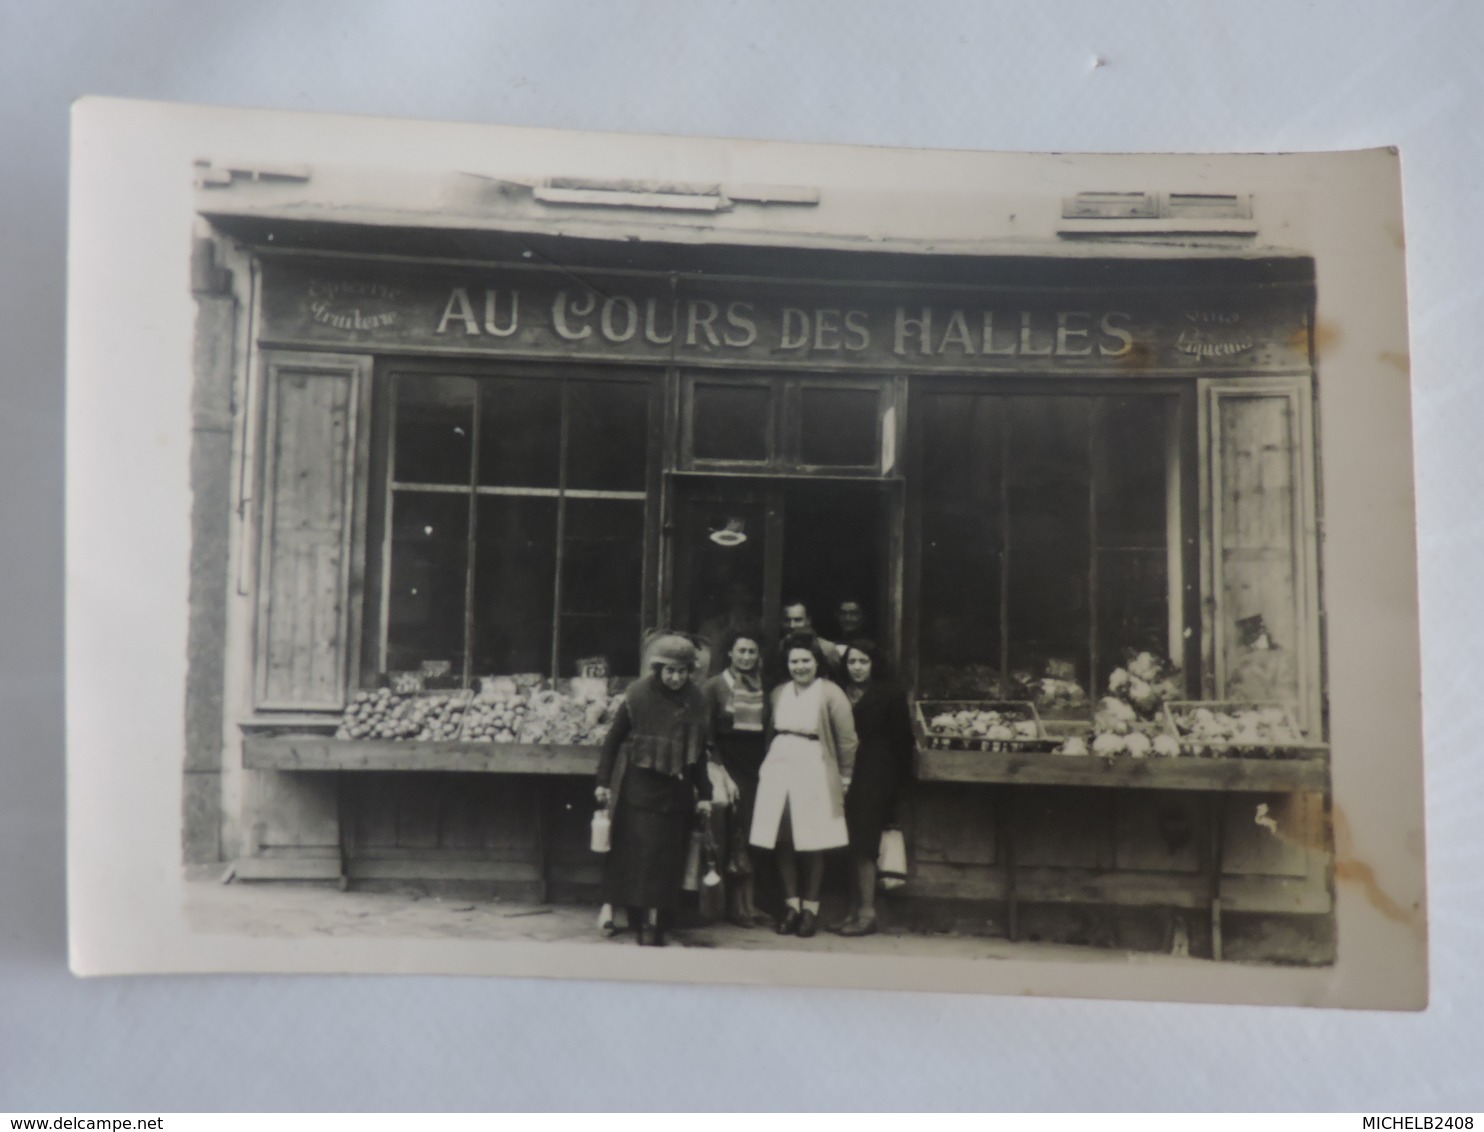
[697,829,727,922]
[682,826,705,892]
[877,827,908,890]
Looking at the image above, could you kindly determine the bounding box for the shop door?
[673,480,889,675]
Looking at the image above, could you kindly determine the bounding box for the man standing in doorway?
[781,601,844,683]
[835,598,868,642]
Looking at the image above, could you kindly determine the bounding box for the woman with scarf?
[834,639,914,937]
[594,634,712,947]
[701,626,771,928]
[750,632,859,938]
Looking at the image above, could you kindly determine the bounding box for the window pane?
[393,375,475,485]
[477,377,562,488]
[917,393,1004,697]
[1095,396,1170,547]
[566,380,650,491]
[471,496,558,675]
[1096,549,1171,689]
[799,386,879,467]
[385,491,469,675]
[692,382,771,462]
[1006,397,1091,690]
[560,500,645,677]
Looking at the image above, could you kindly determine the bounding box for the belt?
[775,728,820,740]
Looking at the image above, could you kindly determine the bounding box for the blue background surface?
[2,0,1480,1111]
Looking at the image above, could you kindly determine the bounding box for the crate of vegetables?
[915,700,1055,753]
[335,688,472,742]
[1161,701,1326,760]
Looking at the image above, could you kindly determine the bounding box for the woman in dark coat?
[594,634,712,947]
[701,626,771,927]
[835,639,914,937]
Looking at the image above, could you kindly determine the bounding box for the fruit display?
[1163,701,1312,759]
[335,689,468,741]
[334,677,628,746]
[915,701,1053,752]
[513,687,625,746]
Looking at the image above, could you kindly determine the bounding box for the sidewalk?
[183,876,1190,965]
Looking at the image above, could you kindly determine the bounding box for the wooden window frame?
[366,360,663,687]
[678,369,903,478]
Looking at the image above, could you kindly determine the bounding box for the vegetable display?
[916,701,1054,752]
[334,676,627,746]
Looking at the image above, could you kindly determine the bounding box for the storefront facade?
[185,172,1330,961]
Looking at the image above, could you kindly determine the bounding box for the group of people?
[593,599,914,947]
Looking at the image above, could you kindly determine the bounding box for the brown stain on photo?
[1118,338,1157,370]
[1293,320,1342,360]
[1331,805,1421,928]
[1380,350,1411,376]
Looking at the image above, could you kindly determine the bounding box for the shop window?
[916,390,1183,714]
[682,372,893,475]
[383,372,652,683]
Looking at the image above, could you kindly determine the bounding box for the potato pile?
[463,683,625,746]
[335,689,466,741]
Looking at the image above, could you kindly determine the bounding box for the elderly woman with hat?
[594,632,713,947]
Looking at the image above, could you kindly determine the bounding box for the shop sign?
[260,259,1309,373]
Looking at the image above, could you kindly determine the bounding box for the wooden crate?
[914,700,1057,753]
[1161,701,1327,760]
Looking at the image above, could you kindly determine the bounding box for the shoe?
[634,924,648,946]
[749,910,776,929]
[776,908,802,935]
[828,913,859,935]
[838,915,878,938]
[797,910,818,938]
[649,929,668,948]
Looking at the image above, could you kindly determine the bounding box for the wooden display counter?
[915,744,1329,959]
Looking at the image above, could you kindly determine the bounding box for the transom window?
[681,372,894,475]
[382,371,653,683]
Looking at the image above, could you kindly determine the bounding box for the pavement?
[183,875,1173,965]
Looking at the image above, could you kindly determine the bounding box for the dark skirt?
[603,765,694,910]
[843,740,902,858]
[714,729,767,784]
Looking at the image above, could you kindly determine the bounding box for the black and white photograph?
[66,100,1424,1009]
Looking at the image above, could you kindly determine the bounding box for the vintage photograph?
[67,101,1426,1006]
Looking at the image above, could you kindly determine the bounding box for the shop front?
[187,192,1330,961]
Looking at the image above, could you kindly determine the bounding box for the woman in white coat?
[749,632,859,938]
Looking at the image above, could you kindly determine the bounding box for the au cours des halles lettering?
[146,138,1418,993]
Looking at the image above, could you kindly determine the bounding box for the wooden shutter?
[1198,376,1322,735]
[254,351,372,711]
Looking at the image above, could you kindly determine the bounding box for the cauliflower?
[1107,667,1131,695]
[1152,734,1183,758]
[1095,696,1137,734]
[1128,651,1162,684]
[1058,736,1090,756]
[1124,732,1153,758]
[1091,732,1126,757]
